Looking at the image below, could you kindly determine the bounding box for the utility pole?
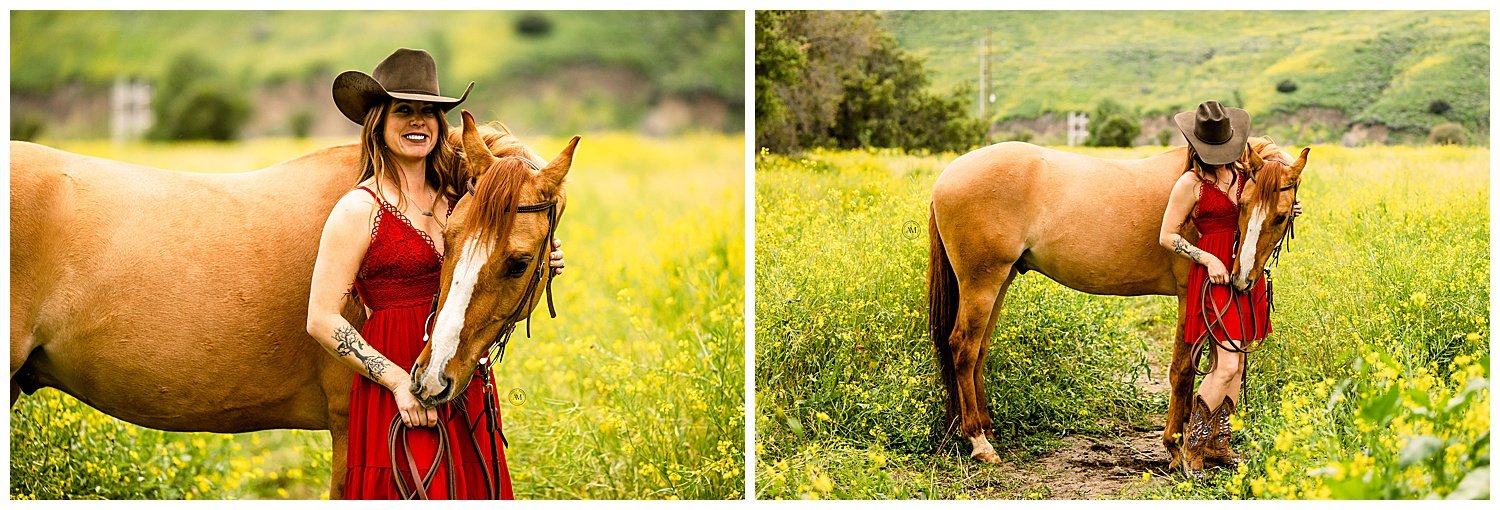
[977,29,997,121]
[977,33,987,119]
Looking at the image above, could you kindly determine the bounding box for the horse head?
[410,110,579,406]
[1230,137,1309,292]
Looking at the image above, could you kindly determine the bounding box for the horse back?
[932,142,1192,296]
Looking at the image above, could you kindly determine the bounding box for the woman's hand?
[1203,254,1230,285]
[393,380,439,428]
[549,238,565,275]
[1292,200,1304,219]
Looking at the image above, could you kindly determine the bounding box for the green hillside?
[11,11,742,136]
[12,11,741,99]
[882,11,1488,138]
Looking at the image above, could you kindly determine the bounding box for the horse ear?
[1290,147,1310,177]
[538,135,580,196]
[460,110,497,178]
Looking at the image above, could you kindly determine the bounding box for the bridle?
[392,156,562,500]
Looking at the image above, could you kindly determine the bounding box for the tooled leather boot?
[1180,395,1213,477]
[1203,396,1243,467]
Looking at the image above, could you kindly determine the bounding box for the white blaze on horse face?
[419,235,493,394]
[1235,205,1268,288]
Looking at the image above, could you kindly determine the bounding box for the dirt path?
[980,316,1180,499]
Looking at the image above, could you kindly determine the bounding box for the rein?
[393,158,562,500]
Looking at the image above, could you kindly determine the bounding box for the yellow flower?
[1409,291,1428,307]
[810,472,833,493]
[815,411,831,422]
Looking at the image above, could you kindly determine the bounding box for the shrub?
[1276,79,1298,93]
[1429,122,1468,145]
[1002,129,1034,143]
[149,53,252,142]
[1156,127,1174,146]
[515,13,554,38]
[289,109,314,139]
[12,113,44,141]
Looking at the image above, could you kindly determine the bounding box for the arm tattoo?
[1171,236,1206,264]
[333,325,390,380]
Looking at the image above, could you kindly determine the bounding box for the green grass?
[9,133,745,499]
[881,11,1489,141]
[754,144,1488,499]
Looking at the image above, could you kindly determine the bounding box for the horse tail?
[927,202,961,428]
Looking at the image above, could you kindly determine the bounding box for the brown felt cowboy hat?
[1173,100,1250,165]
[332,48,474,125]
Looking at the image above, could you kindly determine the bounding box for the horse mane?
[1248,136,1293,209]
[460,123,541,246]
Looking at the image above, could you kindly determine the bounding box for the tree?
[1086,99,1140,147]
[755,11,985,153]
[149,53,251,141]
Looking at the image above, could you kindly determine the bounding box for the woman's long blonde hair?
[355,101,465,209]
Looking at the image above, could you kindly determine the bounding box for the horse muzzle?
[411,372,455,407]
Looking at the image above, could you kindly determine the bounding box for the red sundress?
[1181,176,1272,345]
[342,186,514,499]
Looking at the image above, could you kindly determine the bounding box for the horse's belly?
[26,325,332,432]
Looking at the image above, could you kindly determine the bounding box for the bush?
[1428,100,1451,115]
[289,109,314,139]
[1429,122,1468,145]
[1276,79,1298,93]
[1156,127,1174,146]
[1002,129,1034,143]
[1086,99,1140,147]
[149,53,252,142]
[515,13,554,38]
[12,113,44,141]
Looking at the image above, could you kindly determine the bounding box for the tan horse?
[9,112,578,497]
[928,137,1307,465]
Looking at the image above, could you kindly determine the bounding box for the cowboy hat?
[1173,100,1250,165]
[332,48,474,125]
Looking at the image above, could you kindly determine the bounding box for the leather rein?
[390,158,562,500]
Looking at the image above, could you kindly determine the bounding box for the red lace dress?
[342,186,513,499]
[1181,176,1272,345]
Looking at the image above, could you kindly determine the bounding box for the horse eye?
[1272,215,1287,226]
[505,257,532,277]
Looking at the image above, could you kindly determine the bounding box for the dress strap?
[356,186,386,207]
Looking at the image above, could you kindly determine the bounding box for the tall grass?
[9,133,745,499]
[754,144,1488,499]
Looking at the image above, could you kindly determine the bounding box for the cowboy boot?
[1180,395,1213,478]
[1204,396,1243,468]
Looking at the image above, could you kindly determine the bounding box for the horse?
[9,110,578,497]
[927,136,1307,465]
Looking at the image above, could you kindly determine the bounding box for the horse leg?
[1164,294,1195,469]
[952,266,1010,463]
[972,267,1019,442]
[328,419,348,499]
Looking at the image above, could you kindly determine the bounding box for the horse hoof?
[971,451,1002,464]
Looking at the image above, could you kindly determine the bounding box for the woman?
[306,48,564,499]
[1159,101,1299,473]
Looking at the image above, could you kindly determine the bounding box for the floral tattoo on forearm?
[334,325,389,379]
[1172,236,1206,264]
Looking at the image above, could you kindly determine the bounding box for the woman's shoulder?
[1172,170,1202,192]
[327,184,383,227]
